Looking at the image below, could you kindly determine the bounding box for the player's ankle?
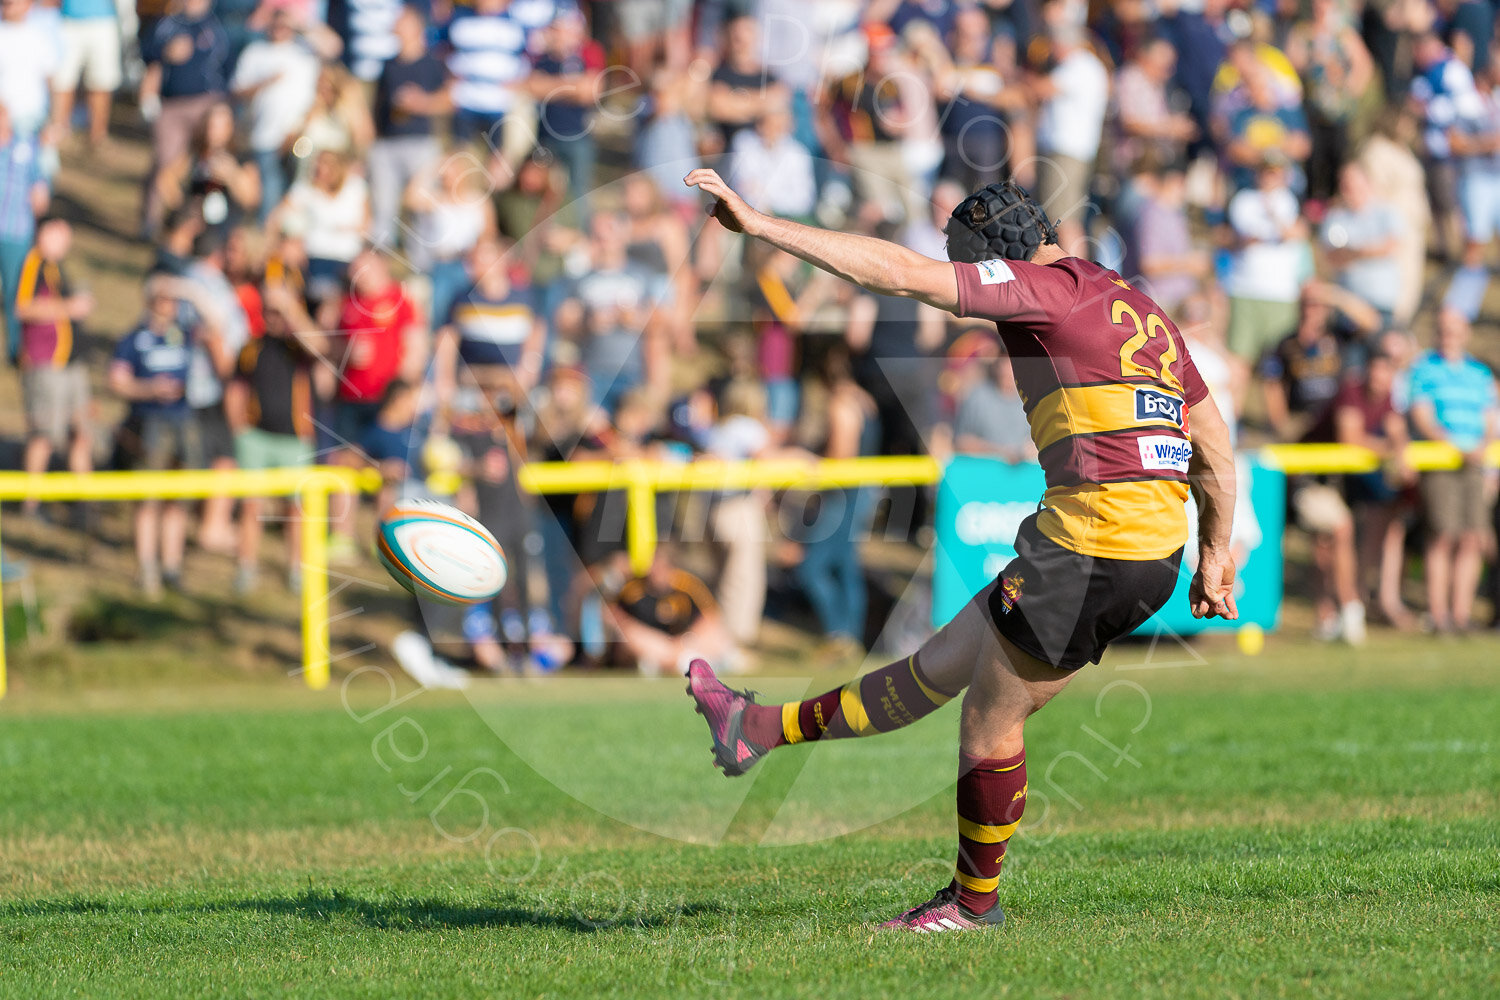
[957,887,998,915]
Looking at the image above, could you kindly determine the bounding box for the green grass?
[1,637,1498,998]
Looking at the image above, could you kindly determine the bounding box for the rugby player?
[683,169,1239,932]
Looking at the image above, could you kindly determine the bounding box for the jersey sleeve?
[1176,341,1211,407]
[951,259,1079,328]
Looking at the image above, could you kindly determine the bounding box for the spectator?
[1284,0,1375,203]
[271,149,369,303]
[726,98,816,220]
[432,236,545,406]
[1113,36,1197,178]
[555,211,666,411]
[1320,162,1403,326]
[1224,159,1310,363]
[326,0,401,84]
[0,0,62,137]
[1408,307,1499,633]
[1331,336,1416,629]
[952,350,1035,464]
[446,0,531,147]
[1221,54,1312,195]
[1126,164,1209,316]
[359,377,419,517]
[232,281,320,594]
[230,8,329,223]
[824,23,919,225]
[404,154,497,335]
[1409,32,1483,260]
[287,63,374,187]
[367,5,449,249]
[184,231,251,555]
[634,69,700,219]
[52,0,123,149]
[0,101,51,361]
[1259,285,1371,644]
[1357,110,1430,325]
[706,16,785,152]
[928,6,1019,192]
[15,217,92,504]
[326,248,422,558]
[155,101,261,241]
[791,346,877,663]
[622,173,695,356]
[1158,0,1231,139]
[139,0,228,236]
[527,8,603,206]
[108,278,206,597]
[703,379,776,648]
[1032,21,1110,256]
[603,545,736,677]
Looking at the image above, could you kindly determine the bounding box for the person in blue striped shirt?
[1407,306,1500,633]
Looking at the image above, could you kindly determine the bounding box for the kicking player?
[682,170,1239,932]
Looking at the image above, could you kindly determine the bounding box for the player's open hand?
[683,169,757,234]
[1190,546,1239,620]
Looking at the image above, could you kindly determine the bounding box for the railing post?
[626,459,658,576]
[300,482,330,690]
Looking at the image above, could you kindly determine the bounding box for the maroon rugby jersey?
[953,256,1211,560]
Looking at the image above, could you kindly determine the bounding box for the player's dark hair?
[944,180,1059,264]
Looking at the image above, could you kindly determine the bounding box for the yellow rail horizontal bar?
[1258,441,1500,475]
[0,467,364,502]
[517,455,942,494]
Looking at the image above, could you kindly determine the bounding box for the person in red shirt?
[327,248,423,558]
[682,170,1240,932]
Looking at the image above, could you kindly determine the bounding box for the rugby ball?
[376,499,507,605]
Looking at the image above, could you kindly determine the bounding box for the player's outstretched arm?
[684,169,959,312]
[1187,398,1239,620]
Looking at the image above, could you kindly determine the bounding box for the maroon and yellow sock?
[954,749,1027,915]
[741,654,960,748]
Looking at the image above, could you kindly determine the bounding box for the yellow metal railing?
[0,467,363,699]
[0,441,1493,699]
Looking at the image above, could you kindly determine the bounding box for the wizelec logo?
[1137,435,1193,473]
[1134,387,1184,426]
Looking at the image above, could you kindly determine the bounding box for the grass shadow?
[4,890,726,935]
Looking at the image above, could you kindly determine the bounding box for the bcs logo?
[1135,387,1185,426]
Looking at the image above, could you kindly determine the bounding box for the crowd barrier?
[0,441,1495,698]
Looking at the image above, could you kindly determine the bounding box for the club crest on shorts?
[998,574,1024,613]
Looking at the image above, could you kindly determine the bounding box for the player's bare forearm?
[1188,397,1236,554]
[683,168,958,311]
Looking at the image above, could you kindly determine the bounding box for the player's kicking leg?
[688,580,1073,929]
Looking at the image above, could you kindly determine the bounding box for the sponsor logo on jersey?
[974,259,1015,285]
[1137,435,1193,473]
[1135,387,1185,426]
[998,574,1024,613]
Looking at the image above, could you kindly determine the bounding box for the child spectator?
[15,217,93,507]
[1408,307,1500,633]
[602,546,736,677]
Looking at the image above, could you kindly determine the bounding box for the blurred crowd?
[2,0,1500,672]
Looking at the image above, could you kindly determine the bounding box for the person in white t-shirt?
[1032,23,1109,256]
[1224,159,1311,362]
[269,149,370,302]
[726,99,816,219]
[0,0,62,136]
[231,9,330,222]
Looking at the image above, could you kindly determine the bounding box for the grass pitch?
[1,635,1497,999]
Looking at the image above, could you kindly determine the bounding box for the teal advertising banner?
[933,455,1286,634]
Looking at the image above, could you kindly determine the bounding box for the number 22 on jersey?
[1112,298,1185,396]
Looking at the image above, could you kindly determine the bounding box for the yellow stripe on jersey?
[1027,382,1185,454]
[957,816,1022,844]
[1037,479,1191,560]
